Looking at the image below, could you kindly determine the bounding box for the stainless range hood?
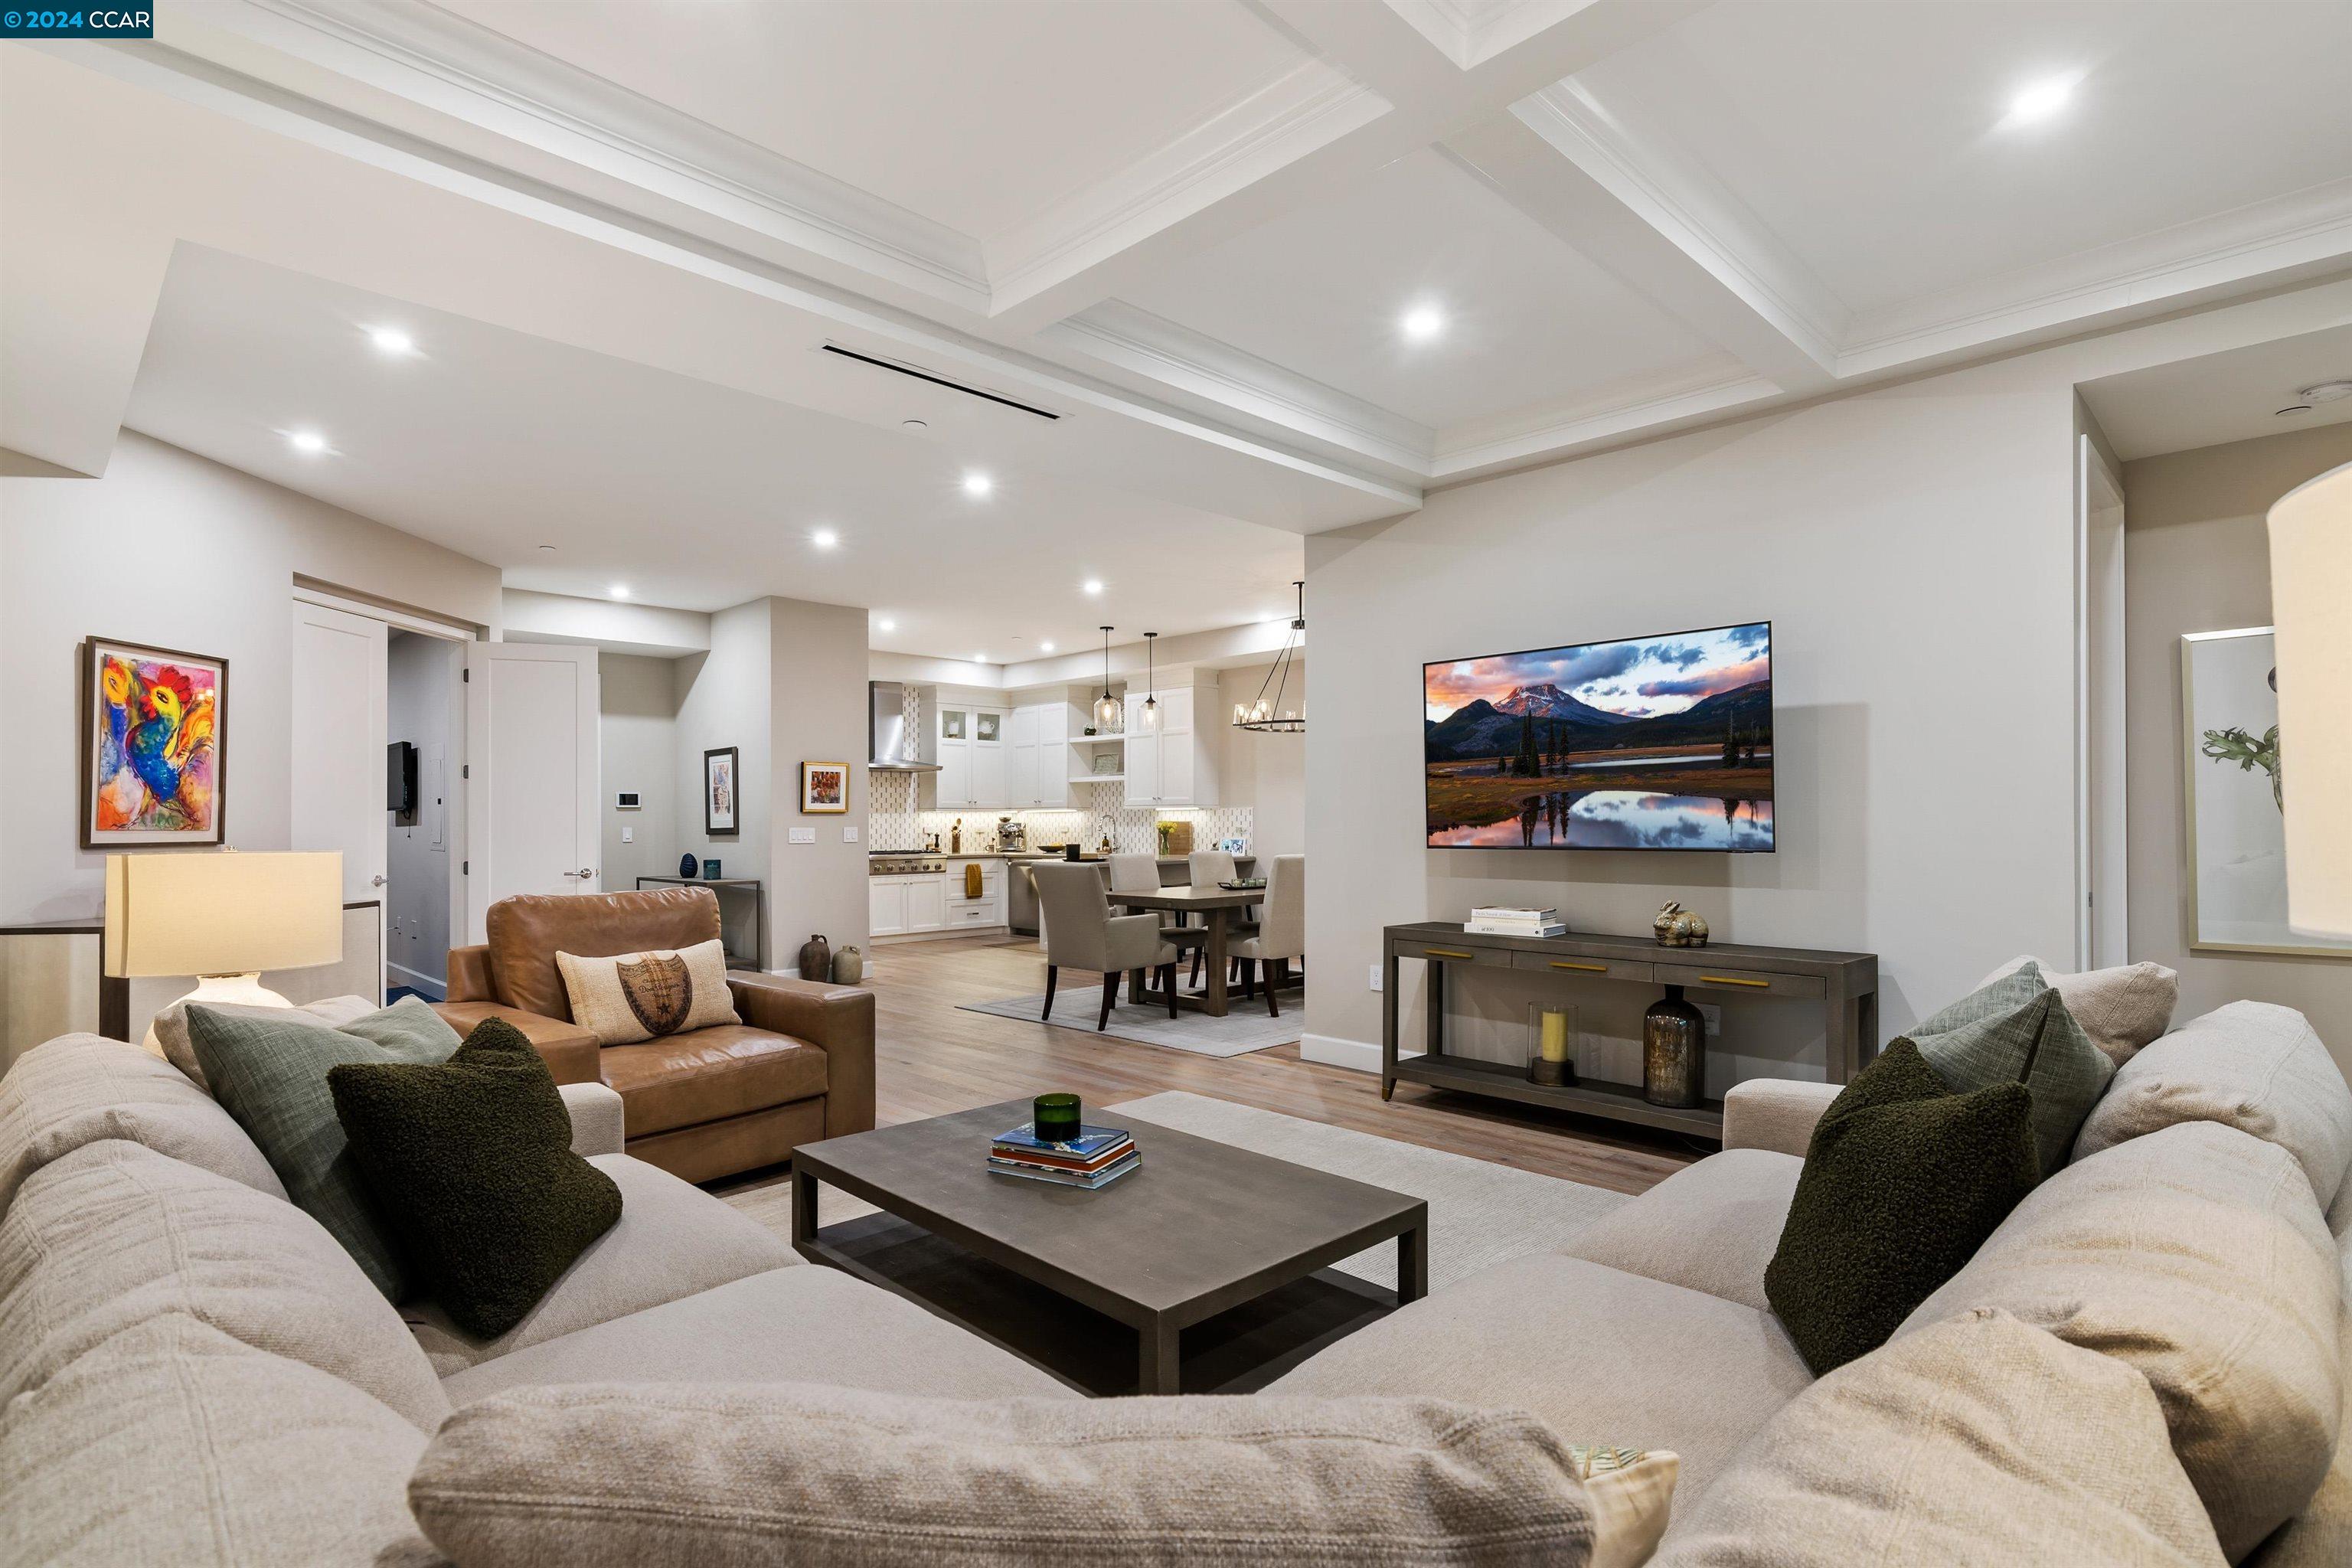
[867,681,940,772]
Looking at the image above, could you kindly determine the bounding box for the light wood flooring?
[767,931,1704,1197]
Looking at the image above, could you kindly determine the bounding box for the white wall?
[0,431,501,924]
[2122,424,2352,1068]
[1220,658,1306,858]
[768,596,871,972]
[672,602,773,960]
[385,630,459,997]
[599,652,680,893]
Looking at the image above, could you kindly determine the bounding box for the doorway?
[2076,435,2129,968]
[387,629,462,998]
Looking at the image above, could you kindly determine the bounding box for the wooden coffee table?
[791,1100,1428,1396]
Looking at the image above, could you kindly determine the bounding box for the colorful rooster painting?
[83,641,224,845]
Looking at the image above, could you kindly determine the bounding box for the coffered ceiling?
[7,1,2352,656]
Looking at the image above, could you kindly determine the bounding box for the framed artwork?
[2180,628,2352,959]
[802,760,848,814]
[704,746,739,835]
[80,637,227,848]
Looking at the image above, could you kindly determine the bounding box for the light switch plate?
[844,825,860,842]
[620,826,633,843]
[789,826,816,844]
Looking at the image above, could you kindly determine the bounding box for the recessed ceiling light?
[974,653,988,664]
[1082,579,1104,596]
[610,584,630,599]
[2298,379,2352,404]
[811,527,840,550]
[877,617,897,632]
[1400,304,1445,342]
[903,418,928,430]
[288,430,328,454]
[1040,641,1056,653]
[2005,74,2078,125]
[537,544,556,554]
[962,472,993,497]
[2277,405,2314,418]
[367,326,415,355]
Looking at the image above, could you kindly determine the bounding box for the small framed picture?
[704,746,739,835]
[802,760,849,814]
[81,636,227,848]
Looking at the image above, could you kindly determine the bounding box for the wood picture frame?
[802,760,849,814]
[704,746,740,835]
[79,636,228,848]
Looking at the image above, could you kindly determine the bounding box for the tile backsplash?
[868,773,1251,855]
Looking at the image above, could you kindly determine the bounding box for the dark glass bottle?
[1644,984,1708,1108]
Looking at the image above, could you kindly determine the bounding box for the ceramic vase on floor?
[798,934,831,982]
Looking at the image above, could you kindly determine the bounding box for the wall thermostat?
[614,791,642,810]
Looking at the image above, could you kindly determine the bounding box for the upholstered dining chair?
[1188,849,1257,982]
[1109,853,1206,987]
[1033,861,1188,1029]
[1229,854,1304,1017]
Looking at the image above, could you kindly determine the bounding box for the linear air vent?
[820,344,1061,421]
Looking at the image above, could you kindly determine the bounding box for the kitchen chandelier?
[1093,626,1122,732]
[1233,580,1305,733]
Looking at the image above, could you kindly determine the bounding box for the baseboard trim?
[1301,1033,1380,1074]
[386,962,446,1001]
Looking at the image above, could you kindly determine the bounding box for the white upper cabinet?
[1122,678,1218,808]
[928,700,1057,808]
[1005,700,1070,808]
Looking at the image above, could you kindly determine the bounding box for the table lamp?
[2268,459,2351,940]
[105,850,344,1047]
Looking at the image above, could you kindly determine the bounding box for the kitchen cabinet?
[1005,701,1071,808]
[927,702,1011,809]
[907,876,949,933]
[1122,678,1220,808]
[869,877,909,938]
[871,865,1002,940]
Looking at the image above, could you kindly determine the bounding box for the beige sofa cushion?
[149,992,377,1092]
[0,1313,440,1568]
[1981,955,2178,1065]
[1899,1121,2341,1560]
[1269,1252,1812,1501]
[0,1032,284,1211]
[406,1151,792,1374]
[2074,1001,2352,1209]
[0,1138,449,1431]
[413,1381,1647,1568]
[1560,1148,1802,1312]
[444,1265,1080,1406]
[1655,1308,2225,1566]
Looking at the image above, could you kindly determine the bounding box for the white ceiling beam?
[982,0,1700,333]
[1445,82,1847,393]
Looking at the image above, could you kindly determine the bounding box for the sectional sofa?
[1,999,2346,1565]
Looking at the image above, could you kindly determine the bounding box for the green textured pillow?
[1914,967,2113,1176]
[1764,1038,2037,1374]
[185,995,462,1301]
[328,1018,622,1341]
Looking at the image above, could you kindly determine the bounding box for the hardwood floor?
[825,931,1702,1197]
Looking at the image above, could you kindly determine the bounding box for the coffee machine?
[996,815,1026,853]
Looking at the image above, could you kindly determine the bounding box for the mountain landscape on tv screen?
[1423,623,1774,851]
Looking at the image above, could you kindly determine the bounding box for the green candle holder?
[1032,1093,1081,1144]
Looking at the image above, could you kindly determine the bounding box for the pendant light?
[1234,581,1306,733]
[1093,626,1122,732]
[1141,632,1161,730]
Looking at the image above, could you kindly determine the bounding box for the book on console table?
[1465,906,1567,937]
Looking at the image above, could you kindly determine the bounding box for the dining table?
[1106,883,1263,1018]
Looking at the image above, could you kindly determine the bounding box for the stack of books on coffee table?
[988,1122,1140,1190]
[1465,904,1567,937]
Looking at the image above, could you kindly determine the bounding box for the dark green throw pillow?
[187,995,462,1301]
[1763,1038,2037,1374]
[1913,965,2112,1177]
[327,1018,622,1340]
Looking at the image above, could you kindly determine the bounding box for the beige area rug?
[956,988,1302,1057]
[723,1090,1629,1295]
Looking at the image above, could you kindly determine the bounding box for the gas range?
[868,851,945,876]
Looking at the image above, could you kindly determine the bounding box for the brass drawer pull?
[1549,961,1608,973]
[1423,948,1476,960]
[1698,974,1772,988]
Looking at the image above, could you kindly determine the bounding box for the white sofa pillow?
[556,939,739,1046]
[410,1381,1676,1568]
[1979,955,2177,1065]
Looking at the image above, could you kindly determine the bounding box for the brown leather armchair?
[433,887,874,1184]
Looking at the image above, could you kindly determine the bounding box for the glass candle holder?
[1033,1093,1082,1143]
[1527,1003,1579,1087]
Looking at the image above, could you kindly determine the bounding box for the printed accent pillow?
[1913,964,2114,1176]
[556,939,740,1046]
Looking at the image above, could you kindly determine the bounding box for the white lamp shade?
[2269,459,2352,940]
[104,851,344,978]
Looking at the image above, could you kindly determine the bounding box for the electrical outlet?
[1697,1002,1723,1036]
[1368,964,1383,992]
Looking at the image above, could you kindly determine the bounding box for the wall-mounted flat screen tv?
[1424,621,1773,851]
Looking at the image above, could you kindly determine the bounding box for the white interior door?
[290,599,387,995]
[465,640,601,942]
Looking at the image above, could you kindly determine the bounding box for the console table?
[634,877,763,971]
[1380,923,1878,1139]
